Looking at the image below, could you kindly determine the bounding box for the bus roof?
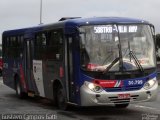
[64,17,150,26]
[3,17,151,36]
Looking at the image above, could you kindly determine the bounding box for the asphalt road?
[0,78,160,120]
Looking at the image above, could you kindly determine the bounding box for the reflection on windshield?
[80,24,155,72]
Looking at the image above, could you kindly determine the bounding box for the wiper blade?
[129,51,144,72]
[102,52,113,65]
[103,57,120,74]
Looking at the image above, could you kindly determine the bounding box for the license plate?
[118,94,130,99]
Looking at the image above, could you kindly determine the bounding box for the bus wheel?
[16,81,26,99]
[115,103,129,108]
[57,87,68,110]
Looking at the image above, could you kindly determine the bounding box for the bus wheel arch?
[52,79,68,110]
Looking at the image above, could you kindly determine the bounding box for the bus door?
[66,37,76,102]
[24,39,35,92]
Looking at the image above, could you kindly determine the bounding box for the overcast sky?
[0,0,160,44]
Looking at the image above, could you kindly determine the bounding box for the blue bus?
[2,17,158,109]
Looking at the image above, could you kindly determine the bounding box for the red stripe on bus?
[93,80,118,88]
[60,66,64,78]
[20,64,27,92]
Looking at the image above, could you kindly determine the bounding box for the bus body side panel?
[3,55,29,93]
[42,60,54,99]
[2,28,42,94]
[2,33,27,92]
[31,27,67,99]
[3,58,21,90]
[42,60,65,99]
[42,30,67,100]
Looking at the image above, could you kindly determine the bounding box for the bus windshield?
[80,24,156,72]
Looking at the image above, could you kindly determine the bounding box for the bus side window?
[34,32,47,60]
[6,36,23,59]
[47,29,63,60]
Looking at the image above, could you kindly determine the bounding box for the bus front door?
[67,37,77,103]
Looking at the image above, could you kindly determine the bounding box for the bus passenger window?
[47,29,63,60]
[34,32,47,60]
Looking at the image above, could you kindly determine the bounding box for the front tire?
[57,87,68,110]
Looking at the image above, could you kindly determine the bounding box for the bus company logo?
[142,113,158,120]
[114,80,123,87]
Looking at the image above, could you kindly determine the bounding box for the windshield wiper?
[102,52,113,65]
[126,38,144,73]
[103,57,120,74]
[129,51,144,73]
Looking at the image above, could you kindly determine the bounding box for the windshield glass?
[80,24,156,72]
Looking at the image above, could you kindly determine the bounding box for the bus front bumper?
[80,82,158,106]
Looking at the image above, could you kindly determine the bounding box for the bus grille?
[104,85,142,92]
[108,95,139,104]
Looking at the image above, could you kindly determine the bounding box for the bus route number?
[94,26,112,33]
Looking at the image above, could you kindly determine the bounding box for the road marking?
[134,105,160,112]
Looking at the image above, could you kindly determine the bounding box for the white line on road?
[134,105,160,112]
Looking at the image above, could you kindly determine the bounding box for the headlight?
[143,78,157,90]
[85,81,103,93]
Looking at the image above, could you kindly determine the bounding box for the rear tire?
[115,103,129,108]
[57,86,68,110]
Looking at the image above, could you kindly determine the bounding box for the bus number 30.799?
[2,17,158,110]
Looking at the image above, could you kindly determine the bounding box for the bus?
[2,17,158,110]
